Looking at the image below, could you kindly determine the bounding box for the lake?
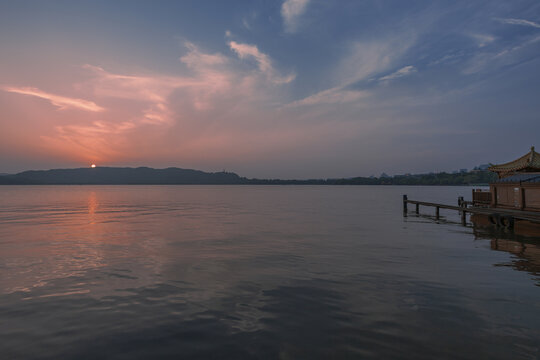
[0,185,539,359]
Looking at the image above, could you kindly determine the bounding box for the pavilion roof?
[488,146,540,178]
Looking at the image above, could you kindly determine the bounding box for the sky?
[1,0,540,178]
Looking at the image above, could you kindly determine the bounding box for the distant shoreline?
[0,166,496,186]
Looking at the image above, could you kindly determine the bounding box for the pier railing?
[402,194,540,227]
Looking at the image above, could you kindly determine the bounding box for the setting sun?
[91,164,96,168]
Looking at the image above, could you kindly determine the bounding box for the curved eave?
[488,148,540,175]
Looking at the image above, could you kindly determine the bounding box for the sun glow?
[91,164,96,168]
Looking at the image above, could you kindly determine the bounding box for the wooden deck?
[402,195,540,226]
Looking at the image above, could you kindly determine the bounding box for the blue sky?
[1,0,539,177]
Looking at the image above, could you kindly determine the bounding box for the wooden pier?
[402,147,540,234]
[402,194,540,228]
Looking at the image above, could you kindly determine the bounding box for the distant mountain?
[0,167,248,185]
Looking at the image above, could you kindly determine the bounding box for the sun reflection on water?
[87,191,98,223]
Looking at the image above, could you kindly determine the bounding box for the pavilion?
[486,146,540,211]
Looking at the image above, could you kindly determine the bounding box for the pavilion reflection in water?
[473,225,540,285]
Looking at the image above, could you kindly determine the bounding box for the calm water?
[1,185,539,359]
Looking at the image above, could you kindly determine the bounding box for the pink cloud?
[2,86,104,112]
[181,42,228,69]
[229,41,295,84]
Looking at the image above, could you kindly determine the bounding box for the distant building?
[380,172,390,178]
[478,164,490,170]
[460,168,467,173]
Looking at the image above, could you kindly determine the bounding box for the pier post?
[403,195,408,213]
[461,206,466,226]
[436,207,440,220]
[415,203,419,214]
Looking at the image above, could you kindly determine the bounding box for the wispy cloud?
[281,0,310,33]
[497,18,540,29]
[181,42,228,69]
[228,41,295,84]
[81,65,186,125]
[288,86,369,107]
[82,64,194,103]
[428,52,465,67]
[469,33,496,48]
[378,65,417,82]
[463,34,540,74]
[2,86,104,112]
[241,11,258,31]
[290,34,416,106]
